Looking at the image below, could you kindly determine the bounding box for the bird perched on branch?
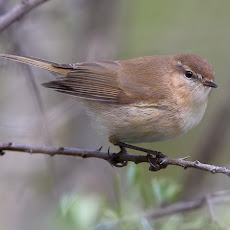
[0,53,217,167]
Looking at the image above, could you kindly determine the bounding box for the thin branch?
[206,195,230,230]
[144,192,230,219]
[94,190,230,229]
[0,0,49,32]
[144,199,205,219]
[0,142,230,176]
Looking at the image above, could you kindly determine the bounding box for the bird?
[0,53,217,166]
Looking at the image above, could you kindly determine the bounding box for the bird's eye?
[184,71,193,79]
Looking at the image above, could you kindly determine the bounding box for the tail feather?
[0,54,69,75]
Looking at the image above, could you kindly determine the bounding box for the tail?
[0,53,70,75]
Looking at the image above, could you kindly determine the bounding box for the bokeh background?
[0,0,230,229]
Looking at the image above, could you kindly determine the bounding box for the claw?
[107,146,128,168]
[108,159,128,167]
[147,154,168,171]
[147,154,160,171]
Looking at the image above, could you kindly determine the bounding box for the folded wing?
[43,61,121,103]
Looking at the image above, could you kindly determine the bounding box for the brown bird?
[0,53,217,166]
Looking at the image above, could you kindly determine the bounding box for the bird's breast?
[83,101,185,143]
[178,100,208,135]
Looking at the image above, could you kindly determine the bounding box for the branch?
[206,194,230,230]
[0,142,230,176]
[0,0,49,32]
[94,190,230,229]
[144,190,230,219]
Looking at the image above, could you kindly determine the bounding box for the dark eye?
[184,71,193,79]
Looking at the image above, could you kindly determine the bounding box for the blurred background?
[0,0,230,229]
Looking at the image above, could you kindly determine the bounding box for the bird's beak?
[202,80,218,88]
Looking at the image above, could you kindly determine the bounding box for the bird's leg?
[115,141,168,171]
[116,141,167,158]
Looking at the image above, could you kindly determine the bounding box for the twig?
[144,191,230,219]
[0,0,49,32]
[94,189,230,229]
[144,198,205,219]
[0,142,230,176]
[206,195,230,230]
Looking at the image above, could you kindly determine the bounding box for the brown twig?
[0,0,49,32]
[0,142,230,176]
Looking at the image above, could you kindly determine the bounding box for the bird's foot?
[113,141,168,171]
[107,146,128,167]
[147,153,168,171]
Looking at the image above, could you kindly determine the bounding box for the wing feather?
[42,61,122,102]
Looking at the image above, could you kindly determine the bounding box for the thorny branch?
[0,0,49,32]
[0,142,230,176]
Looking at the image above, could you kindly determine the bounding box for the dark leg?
[117,141,167,158]
[108,138,167,169]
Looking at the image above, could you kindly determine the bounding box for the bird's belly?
[84,102,184,143]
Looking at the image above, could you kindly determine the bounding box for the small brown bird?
[0,53,217,164]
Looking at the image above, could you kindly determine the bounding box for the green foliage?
[126,164,181,207]
[56,195,105,230]
[51,165,229,230]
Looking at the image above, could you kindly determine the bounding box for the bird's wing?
[43,61,122,103]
